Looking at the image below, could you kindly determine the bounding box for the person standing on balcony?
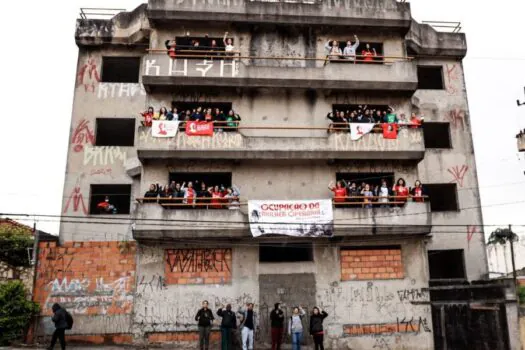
[198,182,212,208]
[393,178,409,205]
[329,181,347,204]
[214,108,226,131]
[165,38,177,58]
[158,107,169,121]
[343,35,360,61]
[182,181,196,206]
[375,178,391,207]
[223,32,235,53]
[325,40,342,61]
[225,185,241,209]
[410,112,423,128]
[196,300,214,350]
[411,180,426,203]
[384,107,398,124]
[209,185,225,209]
[140,106,155,127]
[144,184,159,203]
[226,110,241,131]
[361,43,377,62]
[361,184,374,208]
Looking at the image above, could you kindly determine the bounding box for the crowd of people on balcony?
[329,178,426,207]
[143,181,241,209]
[164,31,235,59]
[326,105,423,132]
[325,35,379,63]
[140,104,241,131]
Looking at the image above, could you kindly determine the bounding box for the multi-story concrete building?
[32,1,519,349]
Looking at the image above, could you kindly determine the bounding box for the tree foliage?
[0,224,33,267]
[0,281,39,345]
[487,228,519,246]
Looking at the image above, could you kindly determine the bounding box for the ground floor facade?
[31,239,518,349]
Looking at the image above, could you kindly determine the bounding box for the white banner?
[152,120,180,137]
[248,199,334,237]
[349,123,376,140]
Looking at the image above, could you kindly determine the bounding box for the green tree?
[0,281,39,345]
[0,224,33,267]
[487,227,519,246]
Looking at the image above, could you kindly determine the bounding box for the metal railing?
[79,8,125,20]
[422,21,462,33]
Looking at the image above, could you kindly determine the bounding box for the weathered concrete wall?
[0,261,34,293]
[413,59,486,281]
[132,240,432,349]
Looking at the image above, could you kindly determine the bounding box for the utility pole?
[508,224,517,286]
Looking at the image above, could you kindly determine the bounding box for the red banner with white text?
[185,121,214,136]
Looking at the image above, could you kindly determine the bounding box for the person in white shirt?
[223,32,234,53]
[343,35,360,61]
[324,40,342,61]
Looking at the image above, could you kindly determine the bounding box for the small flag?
[152,120,180,137]
[349,123,376,140]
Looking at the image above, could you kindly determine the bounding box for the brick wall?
[34,241,136,315]
[343,322,420,337]
[340,247,404,281]
[148,331,221,343]
[165,248,232,285]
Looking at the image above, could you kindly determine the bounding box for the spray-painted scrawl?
[144,57,238,78]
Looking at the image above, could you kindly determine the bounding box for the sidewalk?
[2,347,137,350]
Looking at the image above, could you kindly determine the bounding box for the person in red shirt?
[410,112,423,129]
[165,39,176,58]
[392,178,409,205]
[141,106,154,127]
[329,181,347,204]
[361,44,377,63]
[410,180,426,203]
[209,185,224,209]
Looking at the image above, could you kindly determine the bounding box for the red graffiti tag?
[448,108,466,130]
[71,120,95,152]
[446,64,459,95]
[90,168,112,176]
[63,186,88,215]
[467,226,478,248]
[448,165,468,187]
[77,56,101,93]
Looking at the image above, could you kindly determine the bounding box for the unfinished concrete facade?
[31,1,520,349]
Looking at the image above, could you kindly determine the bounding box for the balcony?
[136,126,425,161]
[147,0,411,31]
[141,54,418,93]
[132,200,431,241]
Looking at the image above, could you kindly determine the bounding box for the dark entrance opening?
[259,243,313,263]
[428,249,466,280]
[89,184,131,215]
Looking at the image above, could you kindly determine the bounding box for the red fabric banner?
[185,121,214,136]
[382,123,398,139]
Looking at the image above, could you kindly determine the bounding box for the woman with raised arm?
[288,306,306,350]
[309,307,328,350]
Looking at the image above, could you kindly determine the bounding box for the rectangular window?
[336,172,395,189]
[328,42,384,64]
[174,102,233,117]
[90,184,131,215]
[168,172,232,189]
[425,184,458,211]
[101,57,141,83]
[423,122,452,149]
[417,66,444,90]
[95,118,135,146]
[340,246,404,280]
[428,249,466,279]
[259,243,313,262]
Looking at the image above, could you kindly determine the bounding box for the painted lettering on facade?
[144,57,238,78]
[71,119,95,152]
[332,129,422,152]
[343,316,431,337]
[97,83,147,99]
[139,130,244,149]
[165,248,232,285]
[83,146,127,166]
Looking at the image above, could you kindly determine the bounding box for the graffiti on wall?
[332,130,422,152]
[448,108,467,130]
[83,146,127,166]
[77,56,101,93]
[467,225,478,248]
[63,177,88,215]
[97,83,146,99]
[71,119,95,152]
[144,58,238,78]
[165,249,232,285]
[447,164,468,187]
[35,242,136,316]
[344,316,431,337]
[139,129,244,149]
[397,288,429,303]
[446,64,460,95]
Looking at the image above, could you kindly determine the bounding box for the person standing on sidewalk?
[288,306,306,350]
[270,303,285,350]
[47,303,68,350]
[309,307,328,350]
[238,303,258,350]
[217,304,237,350]
[195,300,215,350]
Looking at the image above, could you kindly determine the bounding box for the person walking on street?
[238,303,258,350]
[288,306,306,350]
[195,300,215,350]
[270,303,285,350]
[218,304,237,350]
[47,303,69,350]
[309,307,328,350]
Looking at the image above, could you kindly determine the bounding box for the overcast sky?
[0,0,524,272]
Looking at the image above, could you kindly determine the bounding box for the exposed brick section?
[340,248,404,280]
[343,322,420,337]
[34,241,136,316]
[148,331,221,343]
[165,248,232,285]
[65,334,133,345]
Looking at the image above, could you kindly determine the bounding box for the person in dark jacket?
[196,300,215,350]
[143,184,159,203]
[48,303,68,350]
[309,307,328,350]
[217,304,236,350]
[270,303,285,350]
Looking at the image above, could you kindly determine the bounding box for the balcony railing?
[132,199,431,240]
[136,124,425,160]
[141,52,418,92]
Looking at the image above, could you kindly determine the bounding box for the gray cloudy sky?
[0,0,524,272]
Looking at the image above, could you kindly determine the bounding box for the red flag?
[382,123,398,139]
[185,121,214,136]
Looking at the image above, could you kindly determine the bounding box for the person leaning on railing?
[392,178,409,206]
[225,110,241,132]
[410,180,427,203]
